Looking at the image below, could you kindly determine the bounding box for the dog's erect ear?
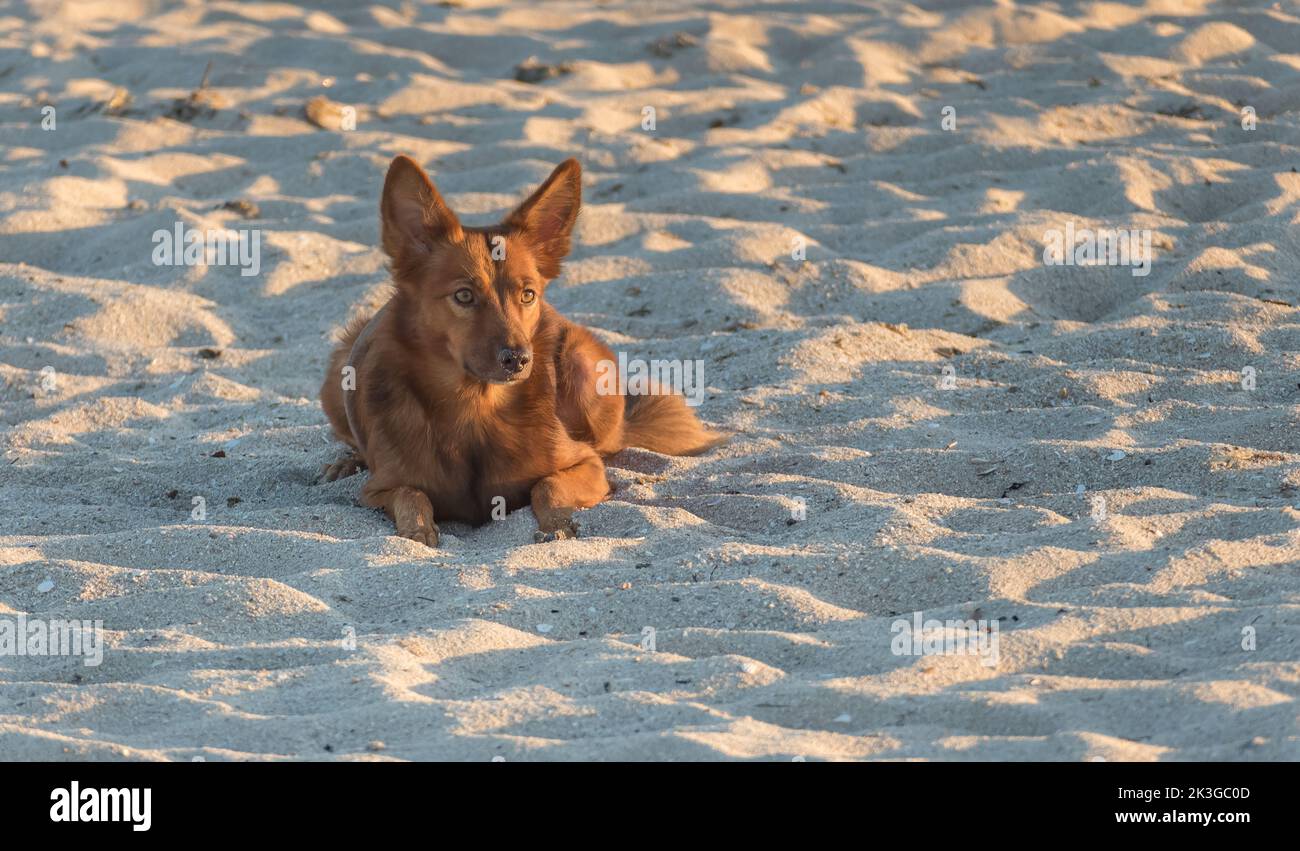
[380,155,462,280]
[502,158,581,279]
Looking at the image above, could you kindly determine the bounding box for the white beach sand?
[1,0,1298,760]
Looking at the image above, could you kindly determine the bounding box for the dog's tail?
[622,393,728,456]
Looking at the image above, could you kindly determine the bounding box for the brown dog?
[320,155,725,546]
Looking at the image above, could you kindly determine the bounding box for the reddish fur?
[319,155,726,545]
[623,394,729,456]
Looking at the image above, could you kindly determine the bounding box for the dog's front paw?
[534,510,579,543]
[320,453,366,482]
[397,522,440,548]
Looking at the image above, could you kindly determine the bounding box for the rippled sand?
[1,0,1298,760]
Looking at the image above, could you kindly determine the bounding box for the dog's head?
[379,155,581,384]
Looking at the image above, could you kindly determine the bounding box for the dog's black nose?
[498,347,531,374]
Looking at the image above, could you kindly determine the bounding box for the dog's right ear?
[380,156,462,280]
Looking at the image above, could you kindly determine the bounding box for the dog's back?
[320,312,371,452]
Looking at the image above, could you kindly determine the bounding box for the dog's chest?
[419,411,549,525]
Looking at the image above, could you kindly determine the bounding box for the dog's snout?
[498,347,531,374]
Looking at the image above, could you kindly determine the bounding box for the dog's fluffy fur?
[320,155,725,545]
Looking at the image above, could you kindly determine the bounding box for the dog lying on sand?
[320,156,726,546]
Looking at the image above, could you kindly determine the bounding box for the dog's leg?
[530,452,609,542]
[320,452,366,482]
[363,483,439,548]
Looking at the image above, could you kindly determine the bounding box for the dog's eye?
[453,288,475,305]
[521,289,537,305]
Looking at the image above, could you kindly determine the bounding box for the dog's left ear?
[503,159,582,279]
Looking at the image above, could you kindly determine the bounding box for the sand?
[1,0,1298,760]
